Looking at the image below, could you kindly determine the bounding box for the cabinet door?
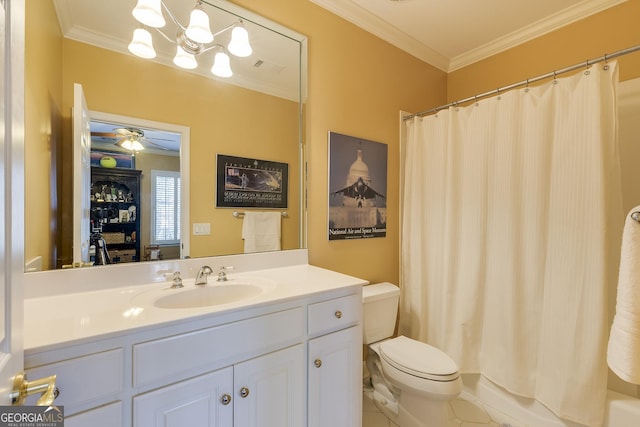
[234,344,305,427]
[65,401,123,427]
[308,326,362,427]
[133,367,233,427]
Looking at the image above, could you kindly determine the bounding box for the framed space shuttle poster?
[328,131,387,240]
[216,154,288,208]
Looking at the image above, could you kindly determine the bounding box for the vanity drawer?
[308,293,360,337]
[26,349,123,412]
[133,306,305,389]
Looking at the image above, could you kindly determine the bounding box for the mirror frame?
[25,0,308,271]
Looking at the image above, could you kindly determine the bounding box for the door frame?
[0,0,25,404]
[88,110,191,260]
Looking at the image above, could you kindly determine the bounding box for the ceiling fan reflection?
[90,127,174,152]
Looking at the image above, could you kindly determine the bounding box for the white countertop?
[24,263,367,352]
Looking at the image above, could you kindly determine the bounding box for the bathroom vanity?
[23,250,365,426]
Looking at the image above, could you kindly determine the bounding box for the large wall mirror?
[25,0,307,272]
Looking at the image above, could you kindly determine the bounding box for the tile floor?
[363,389,525,427]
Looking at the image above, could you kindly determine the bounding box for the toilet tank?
[362,282,400,344]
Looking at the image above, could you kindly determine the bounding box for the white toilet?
[363,283,462,427]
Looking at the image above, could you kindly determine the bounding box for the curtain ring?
[524,79,530,92]
[603,53,610,70]
[584,59,591,76]
[552,70,558,84]
[474,95,479,107]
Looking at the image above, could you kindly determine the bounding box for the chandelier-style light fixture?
[128,0,253,78]
[117,137,145,152]
[115,129,146,152]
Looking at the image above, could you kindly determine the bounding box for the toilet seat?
[379,336,459,382]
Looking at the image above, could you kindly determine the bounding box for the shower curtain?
[400,62,623,426]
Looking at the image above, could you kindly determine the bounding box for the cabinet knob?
[220,394,232,405]
[239,387,250,398]
[334,310,343,319]
[314,358,322,368]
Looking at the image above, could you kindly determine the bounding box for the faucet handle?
[217,266,234,282]
[170,271,183,288]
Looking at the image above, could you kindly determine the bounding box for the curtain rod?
[404,44,640,120]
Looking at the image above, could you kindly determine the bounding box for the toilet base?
[364,374,450,427]
[396,391,448,427]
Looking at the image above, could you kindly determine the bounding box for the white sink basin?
[154,284,263,309]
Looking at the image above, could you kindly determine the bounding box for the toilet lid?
[379,336,459,381]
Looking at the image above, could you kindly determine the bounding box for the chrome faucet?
[195,265,213,286]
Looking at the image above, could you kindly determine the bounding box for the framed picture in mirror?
[216,154,288,209]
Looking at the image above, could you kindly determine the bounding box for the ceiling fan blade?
[91,131,120,138]
[141,137,172,150]
[144,135,177,142]
[114,127,145,138]
[114,128,134,136]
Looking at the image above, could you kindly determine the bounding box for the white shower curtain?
[400,62,623,426]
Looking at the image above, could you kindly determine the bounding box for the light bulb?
[173,46,198,69]
[132,0,165,28]
[185,6,214,44]
[120,139,133,150]
[211,51,232,78]
[228,24,252,57]
[131,140,145,151]
[128,28,156,59]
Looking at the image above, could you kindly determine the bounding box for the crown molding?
[448,0,628,71]
[309,0,450,71]
[310,0,627,73]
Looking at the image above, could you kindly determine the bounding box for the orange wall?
[25,0,445,282]
[448,0,640,102]
[24,0,63,270]
[60,40,301,263]
[232,0,446,284]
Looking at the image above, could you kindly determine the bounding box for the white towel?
[242,212,282,253]
[607,205,640,384]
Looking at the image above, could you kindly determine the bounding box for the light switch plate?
[193,223,211,235]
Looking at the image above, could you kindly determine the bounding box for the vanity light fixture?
[129,0,253,78]
[128,28,156,59]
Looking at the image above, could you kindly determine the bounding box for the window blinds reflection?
[152,170,181,244]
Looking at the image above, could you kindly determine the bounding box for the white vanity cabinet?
[24,346,125,425]
[133,344,305,427]
[233,344,305,426]
[132,305,305,427]
[133,366,234,426]
[24,264,364,427]
[307,294,363,427]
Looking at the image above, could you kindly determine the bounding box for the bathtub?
[461,373,640,427]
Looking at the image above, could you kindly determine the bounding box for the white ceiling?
[310,0,627,71]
